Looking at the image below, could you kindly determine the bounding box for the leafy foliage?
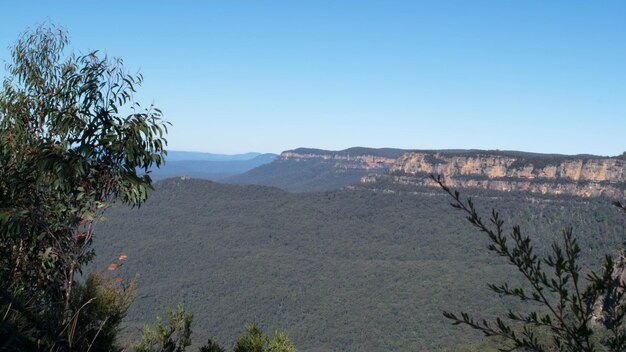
[68,270,136,352]
[0,24,168,350]
[433,175,626,351]
[132,303,193,352]
[233,324,296,352]
[198,339,226,352]
[265,331,297,352]
[232,324,268,352]
[132,309,295,352]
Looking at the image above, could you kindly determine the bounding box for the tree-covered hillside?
[223,157,376,192]
[224,147,406,192]
[93,179,625,351]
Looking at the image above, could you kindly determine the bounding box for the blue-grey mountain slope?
[149,153,277,181]
[223,147,406,192]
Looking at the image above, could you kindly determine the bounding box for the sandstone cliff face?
[280,151,397,171]
[362,174,626,198]
[365,152,626,198]
[391,152,626,183]
[279,149,625,198]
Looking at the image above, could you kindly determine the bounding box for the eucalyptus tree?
[0,24,168,350]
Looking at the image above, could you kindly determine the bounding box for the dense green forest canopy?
[94,178,625,351]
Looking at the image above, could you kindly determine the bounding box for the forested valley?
[93,178,625,351]
[2,18,626,352]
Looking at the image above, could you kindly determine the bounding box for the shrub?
[433,175,626,352]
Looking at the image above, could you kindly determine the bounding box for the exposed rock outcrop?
[280,148,403,171]
[391,152,625,183]
[362,151,626,198]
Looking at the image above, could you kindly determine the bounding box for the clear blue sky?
[1,1,625,155]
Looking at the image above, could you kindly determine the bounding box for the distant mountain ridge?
[224,147,625,197]
[149,151,277,181]
[224,147,406,191]
[166,150,268,162]
[285,147,407,158]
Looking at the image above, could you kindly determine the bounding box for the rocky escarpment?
[280,152,395,171]
[362,151,626,198]
[224,147,407,192]
[280,147,404,171]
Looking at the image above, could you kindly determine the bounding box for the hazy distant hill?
[149,152,277,181]
[94,178,625,351]
[224,147,406,192]
[167,150,268,162]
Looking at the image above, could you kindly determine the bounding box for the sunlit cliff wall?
[361,152,626,198]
